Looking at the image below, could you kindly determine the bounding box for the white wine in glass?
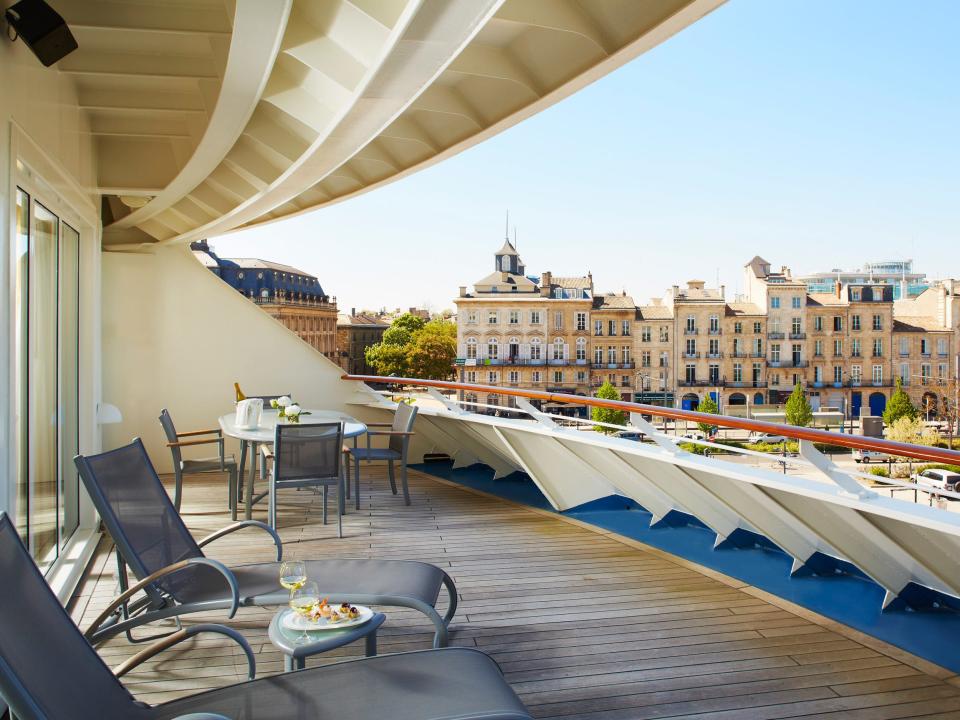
[289,581,320,644]
[279,560,307,593]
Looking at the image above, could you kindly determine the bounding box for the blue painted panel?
[869,392,887,417]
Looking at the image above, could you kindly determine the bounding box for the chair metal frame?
[263,421,345,537]
[75,438,459,648]
[346,403,418,508]
[159,408,239,519]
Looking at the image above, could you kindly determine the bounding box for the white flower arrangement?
[271,396,309,422]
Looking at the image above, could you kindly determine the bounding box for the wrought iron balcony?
[767,332,785,339]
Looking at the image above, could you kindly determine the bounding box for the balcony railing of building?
[708,328,722,335]
[252,295,337,309]
[684,328,698,335]
[344,374,960,468]
[767,332,785,339]
[767,360,809,368]
[341,374,960,614]
[705,352,724,359]
[789,332,806,340]
[682,352,700,359]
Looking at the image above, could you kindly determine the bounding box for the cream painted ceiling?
[54,0,724,245]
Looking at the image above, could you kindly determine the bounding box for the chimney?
[671,285,679,297]
[835,280,842,299]
[459,286,467,297]
[720,284,726,299]
[540,271,552,297]
[687,280,705,291]
[351,307,356,317]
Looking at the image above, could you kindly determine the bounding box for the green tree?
[364,315,457,380]
[592,381,627,434]
[883,377,918,425]
[364,341,409,377]
[784,383,813,427]
[381,313,426,346]
[407,319,457,380]
[695,396,719,437]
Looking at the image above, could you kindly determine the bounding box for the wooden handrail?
[342,374,960,466]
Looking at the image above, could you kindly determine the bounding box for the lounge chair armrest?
[114,623,255,680]
[260,445,274,459]
[176,428,222,438]
[170,715,233,720]
[364,422,394,427]
[198,520,283,562]
[366,430,415,437]
[167,437,223,448]
[85,558,240,643]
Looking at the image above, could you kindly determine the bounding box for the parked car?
[747,432,788,445]
[682,430,706,442]
[615,430,645,442]
[852,449,891,464]
[912,468,960,492]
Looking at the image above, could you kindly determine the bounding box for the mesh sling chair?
[159,408,239,519]
[345,402,418,509]
[75,438,458,648]
[0,512,531,720]
[261,422,345,536]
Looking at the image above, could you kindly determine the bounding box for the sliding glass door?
[14,188,81,572]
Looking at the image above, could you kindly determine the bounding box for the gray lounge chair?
[0,512,532,720]
[346,402,418,508]
[159,408,239,518]
[75,438,458,648]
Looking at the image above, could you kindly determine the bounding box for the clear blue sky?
[212,0,959,313]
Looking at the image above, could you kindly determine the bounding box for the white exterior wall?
[101,245,377,473]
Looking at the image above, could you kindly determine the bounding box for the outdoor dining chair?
[159,408,239,518]
[261,421,345,536]
[0,511,531,720]
[74,438,458,648]
[345,402,418,508]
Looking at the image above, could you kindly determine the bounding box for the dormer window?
[500,255,511,272]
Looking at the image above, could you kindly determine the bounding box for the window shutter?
[521,343,530,359]
[563,343,570,360]
[458,344,466,357]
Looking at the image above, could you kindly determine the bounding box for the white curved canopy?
[53,0,724,245]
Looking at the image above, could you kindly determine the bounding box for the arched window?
[576,337,587,361]
[487,338,499,360]
[530,337,542,360]
[500,255,511,272]
[553,338,564,360]
[466,337,477,359]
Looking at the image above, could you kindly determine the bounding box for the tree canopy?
[364,314,456,380]
[784,383,813,427]
[883,377,918,425]
[592,381,627,434]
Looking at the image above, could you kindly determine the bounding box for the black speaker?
[5,0,77,67]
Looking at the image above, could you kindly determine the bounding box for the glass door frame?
[6,125,102,601]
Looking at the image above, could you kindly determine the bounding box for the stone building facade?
[336,310,391,375]
[455,246,959,421]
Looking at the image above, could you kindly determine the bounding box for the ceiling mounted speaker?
[4,0,77,67]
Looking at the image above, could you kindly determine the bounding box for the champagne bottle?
[234,382,246,402]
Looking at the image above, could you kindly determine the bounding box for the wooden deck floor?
[69,465,960,719]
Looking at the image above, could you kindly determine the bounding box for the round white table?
[219,410,367,520]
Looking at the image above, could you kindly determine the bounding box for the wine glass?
[289,581,320,645]
[279,561,307,596]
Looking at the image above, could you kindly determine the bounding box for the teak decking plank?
[67,465,960,714]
